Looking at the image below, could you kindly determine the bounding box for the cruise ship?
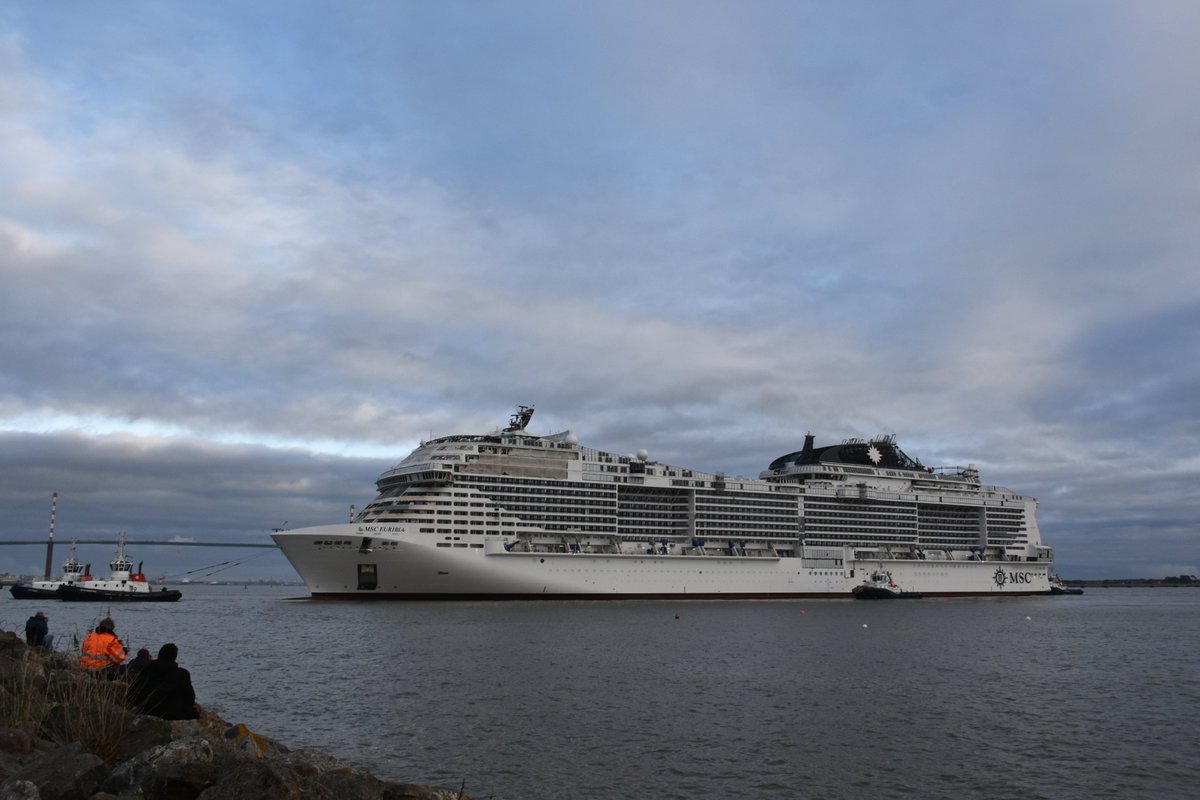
[273,407,1055,599]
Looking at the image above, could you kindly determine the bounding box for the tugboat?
[1049,575,1084,595]
[852,569,923,600]
[9,542,89,600]
[57,535,182,603]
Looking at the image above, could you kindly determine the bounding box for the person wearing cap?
[24,611,50,649]
[80,617,126,675]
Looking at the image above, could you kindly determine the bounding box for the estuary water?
[4,586,1198,800]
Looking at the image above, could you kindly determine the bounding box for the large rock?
[0,726,56,783]
[113,715,174,763]
[382,785,472,800]
[275,750,473,800]
[1,778,39,799]
[275,748,350,778]
[0,741,109,800]
[103,738,221,800]
[195,758,336,800]
[218,722,288,758]
[0,632,25,655]
[0,638,473,800]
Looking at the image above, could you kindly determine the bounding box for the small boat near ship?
[1049,575,1084,595]
[852,569,922,600]
[9,542,88,600]
[56,535,182,603]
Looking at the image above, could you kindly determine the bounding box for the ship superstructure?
[273,407,1054,598]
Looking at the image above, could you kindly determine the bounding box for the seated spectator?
[80,617,126,677]
[139,643,200,720]
[24,611,51,649]
[128,647,153,678]
[127,648,154,708]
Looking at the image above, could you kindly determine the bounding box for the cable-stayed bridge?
[0,539,276,548]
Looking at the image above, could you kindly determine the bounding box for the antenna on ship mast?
[506,405,535,431]
[43,491,57,579]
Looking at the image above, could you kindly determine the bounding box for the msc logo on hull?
[993,568,1036,588]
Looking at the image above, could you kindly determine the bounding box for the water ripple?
[9,587,1196,800]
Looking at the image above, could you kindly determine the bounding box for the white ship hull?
[273,524,1053,600]
[272,408,1059,600]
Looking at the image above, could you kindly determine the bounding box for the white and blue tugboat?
[57,535,182,603]
[9,542,88,600]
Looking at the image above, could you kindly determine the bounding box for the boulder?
[0,725,56,780]
[275,748,349,778]
[313,765,389,800]
[112,716,173,763]
[193,758,336,800]
[219,723,288,759]
[1,778,39,799]
[0,632,25,655]
[0,741,109,800]
[103,738,220,800]
[382,784,472,800]
[0,636,473,800]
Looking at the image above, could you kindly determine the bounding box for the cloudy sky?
[2,1,1197,582]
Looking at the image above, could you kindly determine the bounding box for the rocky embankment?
[0,632,473,800]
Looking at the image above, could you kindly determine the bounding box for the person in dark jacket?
[127,648,153,678]
[138,643,199,720]
[126,648,154,708]
[24,611,50,648]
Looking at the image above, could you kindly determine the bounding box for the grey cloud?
[2,3,1199,579]
[0,431,388,580]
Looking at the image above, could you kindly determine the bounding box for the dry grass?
[0,632,133,762]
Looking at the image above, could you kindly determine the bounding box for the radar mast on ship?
[506,405,535,431]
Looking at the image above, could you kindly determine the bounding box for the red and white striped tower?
[43,491,58,578]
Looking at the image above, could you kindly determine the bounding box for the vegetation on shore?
[0,638,132,762]
[0,631,473,799]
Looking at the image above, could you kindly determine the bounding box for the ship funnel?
[801,433,815,458]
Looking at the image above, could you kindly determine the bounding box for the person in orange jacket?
[80,617,127,675]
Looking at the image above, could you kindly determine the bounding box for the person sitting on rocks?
[80,617,126,676]
[125,647,154,706]
[138,643,199,720]
[128,647,153,677]
[24,611,52,649]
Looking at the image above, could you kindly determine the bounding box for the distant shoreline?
[0,578,304,588]
[1064,578,1199,588]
